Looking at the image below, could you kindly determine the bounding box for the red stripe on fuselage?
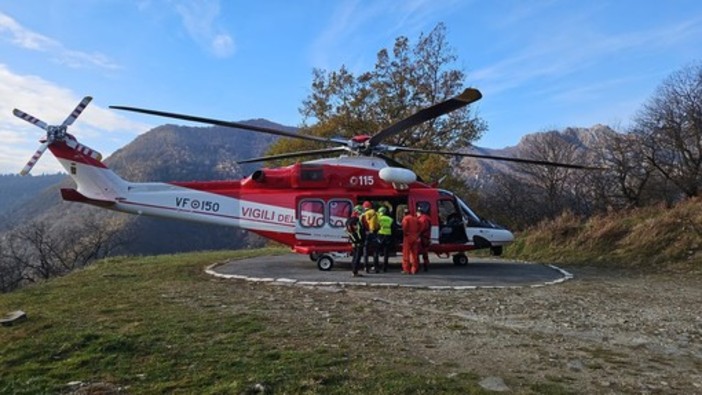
[250,230,297,246]
[169,180,243,199]
[49,141,106,168]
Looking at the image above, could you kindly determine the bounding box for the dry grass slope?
[506,197,702,272]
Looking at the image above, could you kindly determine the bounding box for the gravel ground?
[237,264,702,394]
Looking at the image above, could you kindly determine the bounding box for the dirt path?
[242,265,702,393]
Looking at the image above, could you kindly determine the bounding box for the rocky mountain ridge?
[456,124,616,189]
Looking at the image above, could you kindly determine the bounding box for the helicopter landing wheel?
[309,252,319,262]
[317,255,334,271]
[453,253,468,266]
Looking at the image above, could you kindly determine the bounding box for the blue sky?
[1,1,701,174]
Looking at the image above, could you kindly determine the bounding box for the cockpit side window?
[438,199,461,225]
[455,196,482,226]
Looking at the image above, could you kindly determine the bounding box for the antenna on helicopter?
[14,96,94,175]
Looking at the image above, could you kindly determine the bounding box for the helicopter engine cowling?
[378,167,417,184]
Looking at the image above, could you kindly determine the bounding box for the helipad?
[207,254,572,290]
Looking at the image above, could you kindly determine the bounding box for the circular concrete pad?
[208,254,572,289]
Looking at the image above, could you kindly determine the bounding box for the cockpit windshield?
[439,189,481,226]
[456,197,482,225]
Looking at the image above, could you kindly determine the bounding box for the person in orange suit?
[401,208,420,274]
[417,206,431,272]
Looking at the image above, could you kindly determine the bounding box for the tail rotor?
[14,96,93,175]
[12,108,50,131]
[61,96,92,127]
[19,141,50,176]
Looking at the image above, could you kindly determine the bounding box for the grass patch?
[581,347,630,366]
[0,248,294,394]
[505,198,702,272]
[530,380,577,395]
[2,247,550,394]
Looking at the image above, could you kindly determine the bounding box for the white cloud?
[0,11,121,70]
[0,64,152,174]
[0,12,54,50]
[173,0,235,58]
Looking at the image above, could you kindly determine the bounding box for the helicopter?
[14,89,591,270]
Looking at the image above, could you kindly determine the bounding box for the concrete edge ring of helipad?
[204,261,574,291]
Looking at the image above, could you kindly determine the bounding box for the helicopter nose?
[505,229,515,242]
[493,228,515,245]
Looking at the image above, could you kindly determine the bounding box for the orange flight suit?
[401,213,420,274]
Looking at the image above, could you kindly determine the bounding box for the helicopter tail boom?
[48,135,129,204]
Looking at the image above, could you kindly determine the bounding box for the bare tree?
[478,172,545,229]
[516,131,582,219]
[0,215,127,292]
[0,237,25,292]
[591,131,656,208]
[633,61,702,198]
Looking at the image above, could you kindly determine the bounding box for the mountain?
[456,124,616,189]
[0,173,65,220]
[106,120,288,182]
[2,119,289,255]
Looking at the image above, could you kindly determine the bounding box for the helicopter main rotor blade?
[368,88,482,147]
[389,147,602,170]
[110,105,336,145]
[237,147,349,164]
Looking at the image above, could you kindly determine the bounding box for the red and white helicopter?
[14,89,589,270]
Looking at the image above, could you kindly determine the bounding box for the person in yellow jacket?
[374,206,394,272]
[346,205,365,277]
[361,201,379,272]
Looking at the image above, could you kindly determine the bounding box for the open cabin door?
[435,191,469,244]
[295,197,353,244]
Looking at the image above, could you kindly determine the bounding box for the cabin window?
[298,199,325,228]
[328,199,352,228]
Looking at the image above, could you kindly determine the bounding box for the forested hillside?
[0,173,64,218]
